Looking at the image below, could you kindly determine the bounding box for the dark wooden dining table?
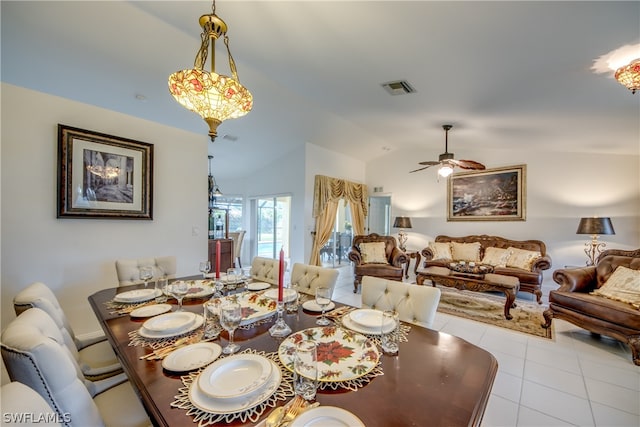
[88,282,497,427]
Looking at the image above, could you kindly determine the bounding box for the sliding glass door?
[254,195,291,259]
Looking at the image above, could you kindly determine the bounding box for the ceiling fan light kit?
[411,124,486,178]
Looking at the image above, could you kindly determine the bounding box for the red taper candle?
[278,247,284,302]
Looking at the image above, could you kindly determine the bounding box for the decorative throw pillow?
[429,242,452,260]
[481,247,512,267]
[450,242,481,262]
[592,266,640,308]
[505,247,541,271]
[359,242,388,264]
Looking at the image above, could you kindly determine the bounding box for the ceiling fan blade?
[453,159,486,170]
[409,164,437,173]
[418,160,440,166]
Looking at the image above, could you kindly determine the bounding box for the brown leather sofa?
[420,234,552,303]
[543,248,640,365]
[348,233,407,293]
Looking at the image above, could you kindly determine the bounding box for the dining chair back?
[290,263,339,296]
[228,230,246,268]
[115,255,176,286]
[1,308,150,427]
[361,276,441,329]
[13,282,122,380]
[251,256,287,285]
[1,381,62,426]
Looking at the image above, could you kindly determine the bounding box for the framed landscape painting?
[57,124,153,219]
[447,164,526,221]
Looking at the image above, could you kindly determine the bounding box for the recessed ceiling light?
[135,94,147,101]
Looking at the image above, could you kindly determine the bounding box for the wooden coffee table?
[417,266,520,320]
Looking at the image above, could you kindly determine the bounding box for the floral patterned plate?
[278,327,380,383]
[210,292,277,326]
[179,280,216,299]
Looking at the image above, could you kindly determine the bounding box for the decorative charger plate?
[138,314,204,339]
[162,342,222,372]
[263,288,297,303]
[114,288,161,303]
[180,280,216,299]
[211,292,277,326]
[188,359,282,415]
[143,311,196,333]
[198,354,273,399]
[278,327,380,383]
[130,304,172,318]
[289,406,365,427]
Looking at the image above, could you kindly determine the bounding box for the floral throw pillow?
[481,247,512,267]
[429,242,452,260]
[505,247,541,271]
[359,242,388,264]
[450,242,481,262]
[592,266,640,309]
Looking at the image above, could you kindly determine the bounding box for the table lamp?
[393,216,412,252]
[576,217,615,266]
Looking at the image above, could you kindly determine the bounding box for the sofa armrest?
[531,255,552,272]
[552,266,597,293]
[348,247,362,265]
[421,247,434,261]
[390,248,408,267]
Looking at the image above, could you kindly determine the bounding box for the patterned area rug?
[435,285,553,339]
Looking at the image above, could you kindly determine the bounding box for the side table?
[403,251,421,279]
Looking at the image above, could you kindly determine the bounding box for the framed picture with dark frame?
[447,164,526,221]
[57,124,153,219]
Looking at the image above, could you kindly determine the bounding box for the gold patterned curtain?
[309,175,368,265]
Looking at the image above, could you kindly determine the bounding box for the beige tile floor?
[328,265,640,427]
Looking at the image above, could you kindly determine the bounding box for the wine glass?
[220,302,242,354]
[199,261,211,278]
[168,281,189,312]
[315,287,332,326]
[139,266,153,288]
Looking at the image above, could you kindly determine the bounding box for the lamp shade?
[393,216,412,229]
[576,217,615,235]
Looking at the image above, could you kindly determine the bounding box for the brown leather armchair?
[348,233,408,293]
[543,248,640,365]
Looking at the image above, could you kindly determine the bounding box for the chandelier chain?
[224,35,239,81]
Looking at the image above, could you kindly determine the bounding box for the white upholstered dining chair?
[228,230,246,268]
[250,256,287,285]
[1,308,150,427]
[361,276,441,329]
[13,282,122,380]
[115,255,176,286]
[290,263,339,296]
[1,381,62,426]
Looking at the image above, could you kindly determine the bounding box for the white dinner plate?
[114,288,161,303]
[162,342,222,372]
[247,282,271,291]
[130,304,172,318]
[263,288,298,303]
[290,406,365,427]
[189,360,281,414]
[198,354,273,399]
[138,314,204,339]
[143,311,196,333]
[349,309,394,329]
[341,314,394,336]
[302,300,336,312]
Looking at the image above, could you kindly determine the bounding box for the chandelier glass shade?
[168,3,253,141]
[614,58,640,94]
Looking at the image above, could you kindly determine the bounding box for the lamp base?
[584,237,606,266]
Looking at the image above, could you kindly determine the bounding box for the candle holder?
[269,301,292,337]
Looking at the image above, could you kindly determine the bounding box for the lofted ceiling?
[2,1,639,179]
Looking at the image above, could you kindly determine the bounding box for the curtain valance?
[312,175,368,218]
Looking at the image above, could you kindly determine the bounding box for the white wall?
[1,84,209,335]
[366,146,640,268]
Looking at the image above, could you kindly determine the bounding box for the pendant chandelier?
[615,58,640,94]
[168,0,253,141]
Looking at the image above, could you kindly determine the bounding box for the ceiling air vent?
[381,80,416,95]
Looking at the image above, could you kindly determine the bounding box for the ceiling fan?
[410,124,486,177]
